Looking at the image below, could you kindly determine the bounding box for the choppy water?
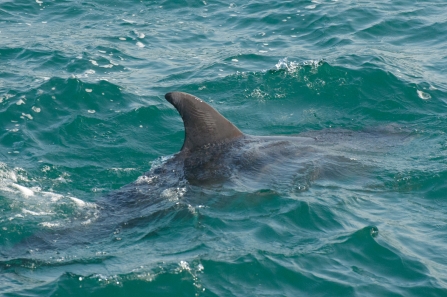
[1,0,447,296]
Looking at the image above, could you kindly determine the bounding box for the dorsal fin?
[165,92,244,152]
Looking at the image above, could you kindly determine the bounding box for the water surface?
[1,0,447,296]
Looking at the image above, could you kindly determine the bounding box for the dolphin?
[162,91,410,190]
[4,91,408,256]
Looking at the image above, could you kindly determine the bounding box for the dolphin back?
[165,92,244,152]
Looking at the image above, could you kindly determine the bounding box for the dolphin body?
[158,91,410,193]
[4,92,407,255]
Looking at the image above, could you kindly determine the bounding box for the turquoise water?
[1,0,447,296]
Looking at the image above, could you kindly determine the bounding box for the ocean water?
[1,0,447,296]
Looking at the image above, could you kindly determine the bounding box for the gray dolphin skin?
[165,92,244,152]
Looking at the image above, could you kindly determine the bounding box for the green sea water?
[1,0,447,296]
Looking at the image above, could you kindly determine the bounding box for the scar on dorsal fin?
[165,92,244,152]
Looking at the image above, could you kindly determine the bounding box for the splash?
[417,90,431,100]
[275,58,300,72]
[275,58,324,73]
[0,163,98,228]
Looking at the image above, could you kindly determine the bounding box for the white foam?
[41,191,64,202]
[8,214,24,220]
[1,164,100,230]
[161,188,177,200]
[90,60,98,66]
[187,204,197,215]
[0,164,18,182]
[22,208,52,216]
[250,88,268,100]
[69,196,96,208]
[122,19,136,24]
[275,57,299,72]
[136,41,145,48]
[74,69,95,79]
[179,260,191,271]
[11,183,34,197]
[6,94,14,100]
[32,106,41,113]
[30,186,42,193]
[41,165,51,172]
[417,90,431,100]
[40,222,61,228]
[85,88,92,93]
[21,113,33,120]
[81,219,93,225]
[160,187,186,201]
[135,175,156,184]
[110,167,136,172]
